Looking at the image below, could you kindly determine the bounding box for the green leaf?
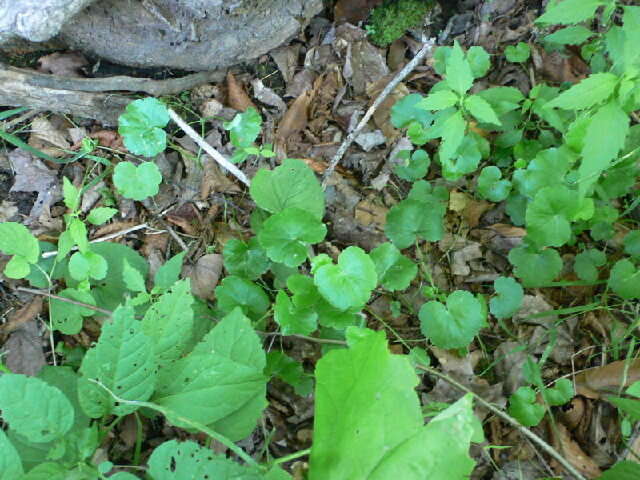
[490,276,524,319]
[148,439,263,479]
[439,110,466,164]
[419,290,486,349]
[113,161,162,201]
[608,259,640,299]
[466,46,491,78]
[266,351,313,396]
[513,147,570,200]
[419,90,459,110]
[505,42,530,63]
[391,94,433,128]
[118,97,169,157]
[546,73,618,110]
[464,95,502,126]
[624,231,640,258]
[370,242,417,291]
[223,107,262,150]
[579,101,630,196]
[526,185,579,247]
[598,461,640,480]
[153,308,266,441]
[544,26,594,45]
[122,258,146,292]
[509,245,563,287]
[68,251,108,281]
[142,279,194,367]
[536,0,605,25]
[223,237,270,280]
[309,329,479,480]
[0,374,74,442]
[250,158,324,220]
[62,177,80,211]
[394,149,430,181]
[542,378,573,406]
[477,87,524,116]
[79,304,156,417]
[215,276,270,320]
[49,288,96,334]
[477,166,511,202]
[574,248,606,283]
[154,251,186,290]
[86,207,118,226]
[313,246,377,311]
[444,41,474,95]
[508,386,545,427]
[258,208,327,267]
[274,290,317,336]
[0,222,40,278]
[608,396,640,421]
[0,429,23,479]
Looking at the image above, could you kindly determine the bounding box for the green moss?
[366,0,433,47]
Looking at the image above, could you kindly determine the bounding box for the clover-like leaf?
[477,166,511,202]
[574,248,606,283]
[509,245,562,287]
[489,276,523,320]
[391,93,433,128]
[68,251,108,281]
[505,42,531,63]
[608,259,640,300]
[258,208,327,267]
[113,161,162,201]
[223,237,270,280]
[313,246,377,311]
[542,378,573,406]
[118,98,169,157]
[624,231,640,258]
[370,242,417,291]
[266,351,313,396]
[274,290,317,336]
[508,386,545,427]
[467,46,491,78]
[525,185,580,247]
[394,149,430,181]
[0,221,40,279]
[419,290,486,349]
[223,107,261,150]
[215,276,270,319]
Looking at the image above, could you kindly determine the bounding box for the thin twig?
[321,39,435,189]
[41,222,149,259]
[417,364,587,480]
[16,287,113,316]
[167,108,250,186]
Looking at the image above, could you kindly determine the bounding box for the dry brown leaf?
[334,0,383,23]
[462,198,492,228]
[226,72,256,111]
[1,297,43,338]
[92,221,136,239]
[270,45,300,84]
[550,422,602,478]
[251,78,286,112]
[532,45,589,84]
[275,88,314,155]
[388,39,408,71]
[2,321,46,376]
[29,116,71,156]
[574,359,640,399]
[0,200,18,222]
[187,253,223,301]
[37,51,88,77]
[200,155,241,199]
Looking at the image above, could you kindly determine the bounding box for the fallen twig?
[321,39,435,189]
[16,287,113,316]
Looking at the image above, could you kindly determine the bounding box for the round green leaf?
[489,276,524,319]
[370,242,417,291]
[68,251,107,281]
[467,46,491,78]
[525,185,579,247]
[258,208,327,267]
[508,245,562,287]
[223,237,270,280]
[419,290,486,349]
[623,230,640,258]
[223,107,262,150]
[542,378,573,406]
[314,246,377,311]
[274,290,317,336]
[573,248,606,283]
[0,429,23,478]
[394,149,430,181]
[608,259,640,300]
[505,42,531,63]
[391,94,433,128]
[118,98,169,157]
[215,276,270,319]
[477,166,511,202]
[86,207,118,226]
[508,386,545,427]
[113,161,162,201]
[385,200,446,248]
[0,221,40,278]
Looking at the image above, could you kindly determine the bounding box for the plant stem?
[16,287,113,316]
[271,448,311,466]
[133,412,143,466]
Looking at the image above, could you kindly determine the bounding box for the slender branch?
[321,39,435,188]
[417,364,587,480]
[167,108,250,186]
[271,448,311,466]
[16,287,113,316]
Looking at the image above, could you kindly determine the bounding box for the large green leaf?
[250,158,324,220]
[608,259,640,299]
[598,461,640,480]
[525,185,580,247]
[153,308,267,441]
[0,427,24,479]
[444,41,473,95]
[545,73,618,110]
[370,242,417,291]
[509,245,562,287]
[223,237,270,280]
[79,304,156,417]
[309,328,479,479]
[215,276,270,320]
[118,97,169,157]
[0,374,74,443]
[142,279,194,367]
[49,288,96,334]
[536,0,605,25]
[0,222,40,278]
[489,277,524,319]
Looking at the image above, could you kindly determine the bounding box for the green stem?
[270,448,311,466]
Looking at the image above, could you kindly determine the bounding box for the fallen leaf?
[2,321,46,376]
[0,297,43,338]
[270,45,301,84]
[251,78,286,112]
[550,422,601,478]
[37,51,88,77]
[334,0,383,23]
[275,88,314,153]
[226,72,256,111]
[575,359,640,399]
[187,253,224,301]
[29,116,71,156]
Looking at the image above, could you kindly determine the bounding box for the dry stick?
[167,108,250,186]
[41,222,149,259]
[417,364,588,480]
[16,287,113,316]
[321,39,435,189]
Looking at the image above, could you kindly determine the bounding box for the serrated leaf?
[370,242,417,291]
[490,276,524,319]
[536,0,605,25]
[464,95,502,126]
[509,245,562,287]
[477,87,524,115]
[526,185,580,247]
[223,237,270,280]
[505,42,530,63]
[86,207,117,225]
[148,440,263,480]
[313,246,377,311]
[0,429,23,479]
[419,290,486,349]
[62,177,80,211]
[542,378,573,406]
[258,208,327,267]
[79,304,156,417]
[0,374,74,442]
[445,41,474,95]
[439,110,466,165]
[118,98,169,157]
[546,73,618,110]
[68,251,107,281]
[215,276,270,320]
[154,251,186,290]
[0,222,40,278]
[153,309,266,441]
[309,329,479,479]
[49,288,96,334]
[477,166,511,202]
[508,386,545,427]
[419,90,459,110]
[113,161,162,201]
[122,258,146,292]
[391,94,433,128]
[608,259,640,300]
[574,248,606,283]
[544,26,594,45]
[513,147,570,199]
[250,158,324,220]
[223,107,261,150]
[142,279,194,367]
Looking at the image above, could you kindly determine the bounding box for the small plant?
[366,0,433,47]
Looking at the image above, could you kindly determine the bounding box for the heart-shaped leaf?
[118,98,169,157]
[113,161,162,201]
[370,242,417,291]
[489,276,523,319]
